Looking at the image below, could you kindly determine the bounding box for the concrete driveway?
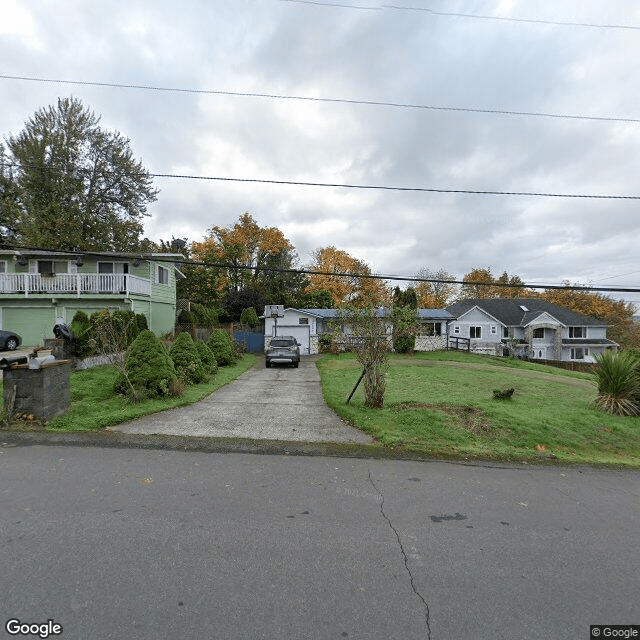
[112,356,373,443]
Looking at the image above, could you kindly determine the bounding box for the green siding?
[3,305,56,345]
[148,301,176,336]
[1,252,178,345]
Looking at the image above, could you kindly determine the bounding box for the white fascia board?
[457,305,505,326]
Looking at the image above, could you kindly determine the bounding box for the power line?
[1,74,638,124]
[8,245,640,293]
[149,172,640,200]
[6,159,639,200]
[160,258,640,293]
[281,0,640,30]
[6,163,639,200]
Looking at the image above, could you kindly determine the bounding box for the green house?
[0,248,184,346]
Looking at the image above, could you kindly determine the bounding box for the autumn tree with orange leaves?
[414,267,457,307]
[458,268,531,300]
[190,213,306,306]
[306,246,390,307]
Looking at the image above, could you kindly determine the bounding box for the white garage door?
[273,324,311,355]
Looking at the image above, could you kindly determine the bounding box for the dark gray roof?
[298,308,453,320]
[418,309,455,320]
[446,298,606,327]
[563,338,618,346]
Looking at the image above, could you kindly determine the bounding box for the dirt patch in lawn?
[394,402,507,437]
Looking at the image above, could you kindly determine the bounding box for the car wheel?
[293,361,299,368]
[265,360,271,368]
[5,337,18,351]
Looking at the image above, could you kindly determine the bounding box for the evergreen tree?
[2,97,158,251]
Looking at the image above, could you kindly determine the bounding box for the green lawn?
[317,351,640,467]
[2,354,256,432]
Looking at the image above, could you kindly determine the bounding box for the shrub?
[169,332,207,384]
[208,329,235,366]
[115,329,178,400]
[191,304,219,325]
[177,308,193,325]
[195,340,218,375]
[393,335,415,354]
[593,350,640,416]
[318,333,333,353]
[70,310,92,357]
[135,313,148,332]
[240,307,259,327]
[111,310,140,346]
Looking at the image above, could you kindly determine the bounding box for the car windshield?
[271,339,295,347]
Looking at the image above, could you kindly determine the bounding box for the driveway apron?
[112,356,373,443]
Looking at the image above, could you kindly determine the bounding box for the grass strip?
[2,354,256,432]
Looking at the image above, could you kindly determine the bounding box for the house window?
[98,262,114,274]
[0,261,5,273]
[569,327,584,338]
[491,325,497,334]
[503,327,509,338]
[38,260,67,275]
[157,265,169,285]
[470,326,482,339]
[421,322,442,337]
[453,326,460,334]
[533,328,544,339]
[571,347,588,360]
[299,318,309,325]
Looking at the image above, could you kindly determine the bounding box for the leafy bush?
[70,310,93,356]
[136,313,148,332]
[177,308,193,325]
[111,310,140,345]
[208,329,235,366]
[195,340,218,375]
[240,307,259,326]
[169,332,207,384]
[114,329,178,400]
[594,350,640,416]
[318,333,333,353]
[191,303,219,325]
[393,335,415,354]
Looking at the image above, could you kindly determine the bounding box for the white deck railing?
[0,273,151,297]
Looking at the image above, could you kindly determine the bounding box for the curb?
[0,429,400,460]
[0,430,622,471]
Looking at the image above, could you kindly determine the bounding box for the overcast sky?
[2,0,640,300]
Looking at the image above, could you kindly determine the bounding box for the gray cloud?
[2,0,640,296]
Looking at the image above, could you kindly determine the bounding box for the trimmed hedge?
[169,332,207,384]
[208,329,235,366]
[115,329,177,399]
[195,340,218,375]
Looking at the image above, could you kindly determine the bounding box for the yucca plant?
[593,350,640,416]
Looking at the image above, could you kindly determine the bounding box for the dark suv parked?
[265,336,300,368]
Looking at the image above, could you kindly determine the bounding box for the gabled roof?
[269,307,454,320]
[446,298,605,327]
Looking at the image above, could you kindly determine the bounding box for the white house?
[263,307,455,355]
[445,298,618,363]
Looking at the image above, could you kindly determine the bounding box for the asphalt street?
[1,444,638,640]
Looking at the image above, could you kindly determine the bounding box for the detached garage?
[263,308,334,355]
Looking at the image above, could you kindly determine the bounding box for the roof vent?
[519,305,529,312]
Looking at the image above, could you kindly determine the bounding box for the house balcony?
[0,273,151,298]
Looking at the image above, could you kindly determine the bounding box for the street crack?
[368,470,432,639]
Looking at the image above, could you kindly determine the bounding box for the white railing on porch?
[0,273,151,297]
